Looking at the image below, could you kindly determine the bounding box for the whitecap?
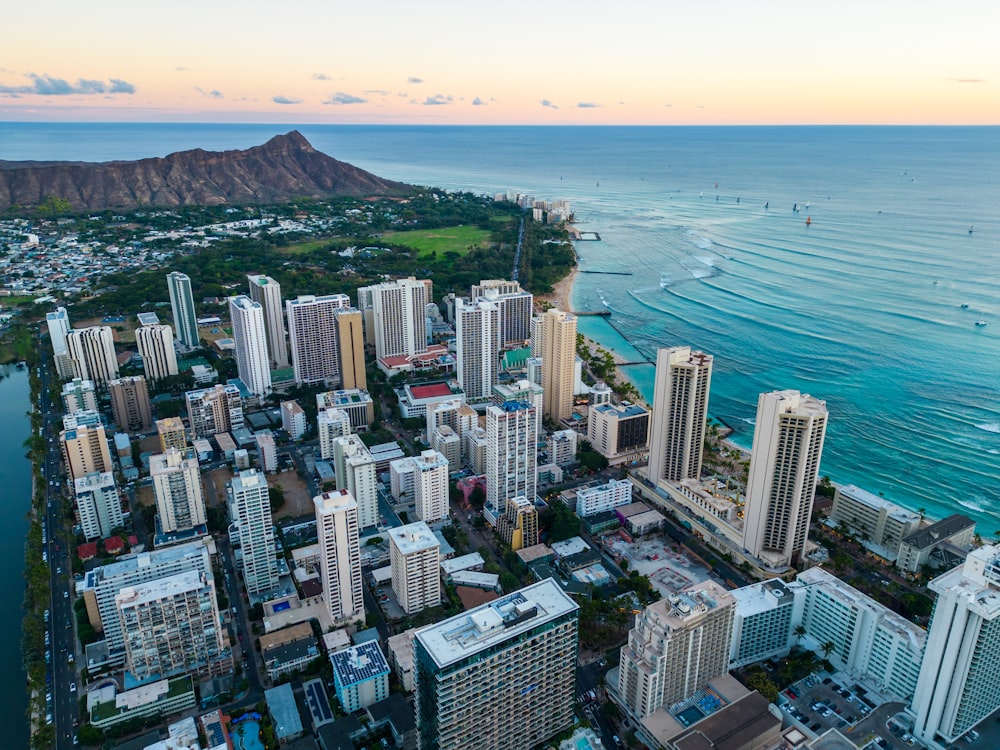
[975,423,1000,434]
[740,417,756,426]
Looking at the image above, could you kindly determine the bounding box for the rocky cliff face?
[0,130,413,211]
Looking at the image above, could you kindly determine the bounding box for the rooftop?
[388,521,440,555]
[264,683,304,739]
[415,578,578,668]
[408,382,455,400]
[330,641,390,688]
[901,513,975,549]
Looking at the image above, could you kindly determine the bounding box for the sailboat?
[975,319,988,327]
[805,216,812,226]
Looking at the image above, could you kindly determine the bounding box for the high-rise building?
[61,377,98,414]
[185,384,244,438]
[74,471,123,540]
[387,522,441,615]
[117,569,229,681]
[497,495,539,551]
[414,580,579,750]
[280,400,307,440]
[66,326,119,387]
[426,398,478,454]
[46,306,74,379]
[135,323,179,383]
[471,279,533,349]
[229,295,272,398]
[455,298,500,401]
[314,490,364,626]
[492,379,544,423]
[318,408,353,460]
[539,309,577,423]
[334,307,366,391]
[156,417,188,453]
[150,448,207,534]
[330,435,379,530]
[286,294,351,385]
[548,429,577,467]
[315,388,374,432]
[61,413,113,483]
[616,581,735,718]
[742,390,828,567]
[167,271,199,348]
[646,346,713,485]
[109,375,153,432]
[589,402,650,462]
[430,425,461,471]
[228,469,278,596]
[389,450,450,525]
[485,401,537,526]
[912,545,1000,744]
[363,277,429,361]
[247,274,289,369]
[76,539,214,666]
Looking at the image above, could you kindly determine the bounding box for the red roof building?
[77,542,98,561]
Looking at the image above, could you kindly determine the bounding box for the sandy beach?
[538,263,579,314]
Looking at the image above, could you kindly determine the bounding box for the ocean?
[2,123,998,532]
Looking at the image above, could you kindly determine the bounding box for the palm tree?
[793,625,807,643]
[820,641,836,659]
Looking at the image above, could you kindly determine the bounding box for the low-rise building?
[280,400,307,440]
[896,513,976,574]
[574,479,633,517]
[265,683,304,745]
[830,484,921,557]
[330,641,391,713]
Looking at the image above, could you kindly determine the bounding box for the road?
[37,351,79,750]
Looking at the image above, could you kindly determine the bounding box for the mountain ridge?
[0,131,414,211]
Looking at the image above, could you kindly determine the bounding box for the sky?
[1,0,997,125]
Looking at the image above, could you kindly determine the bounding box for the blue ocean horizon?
[2,122,998,531]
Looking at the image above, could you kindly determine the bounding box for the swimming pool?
[232,720,265,750]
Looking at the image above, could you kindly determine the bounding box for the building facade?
[388,522,441,615]
[646,346,713,486]
[588,402,650,462]
[229,295,272,397]
[109,375,153,432]
[617,582,735,718]
[364,277,429,361]
[61,415,113,483]
[496,495,539,551]
[539,309,577,423]
[66,326,120,388]
[75,471,123,540]
[228,469,278,596]
[135,323,179,383]
[46,306,74,379]
[575,479,633,517]
[167,271,199,348]
[331,435,379,530]
[485,401,538,526]
[455,298,500,402]
[185,384,244,438]
[334,307,367,391]
[61,377,97,415]
[247,274,290,370]
[286,294,352,385]
[330,641,391,714]
[414,580,579,750]
[742,390,828,567]
[150,448,207,534]
[315,490,365,626]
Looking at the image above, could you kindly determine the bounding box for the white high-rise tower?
[46,307,74,379]
[485,401,538,526]
[363,277,429,361]
[646,346,713,485]
[66,326,119,388]
[135,324,179,383]
[229,295,271,397]
[314,490,365,626]
[742,390,828,567]
[228,469,278,596]
[247,274,289,369]
[455,298,500,401]
[167,271,199,349]
[286,294,351,385]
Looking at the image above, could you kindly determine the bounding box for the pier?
[570,310,612,317]
[579,270,633,276]
[567,227,601,241]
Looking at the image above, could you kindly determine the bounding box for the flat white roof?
[388,521,439,555]
[440,552,485,575]
[415,578,577,668]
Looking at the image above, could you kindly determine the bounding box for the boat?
[976,319,988,327]
[961,303,969,309]
[805,216,812,226]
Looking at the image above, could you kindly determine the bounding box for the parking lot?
[780,673,879,738]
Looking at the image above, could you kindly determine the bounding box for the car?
[64,590,68,599]
[44,609,49,623]
[70,682,76,692]
[847,695,855,702]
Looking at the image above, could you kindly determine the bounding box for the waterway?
[0,365,33,748]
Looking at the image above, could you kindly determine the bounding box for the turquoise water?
[232,720,264,750]
[1,124,998,531]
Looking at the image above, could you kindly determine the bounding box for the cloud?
[576,102,601,108]
[195,86,224,99]
[364,89,388,95]
[422,94,452,106]
[472,97,487,106]
[0,73,137,96]
[954,78,984,84]
[408,77,424,84]
[324,92,367,105]
[312,73,331,81]
[175,66,188,72]
[272,95,302,105]
[540,99,558,109]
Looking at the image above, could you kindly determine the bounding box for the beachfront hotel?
[911,545,1000,745]
[646,346,713,485]
[539,308,577,423]
[741,390,828,568]
[414,579,579,750]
